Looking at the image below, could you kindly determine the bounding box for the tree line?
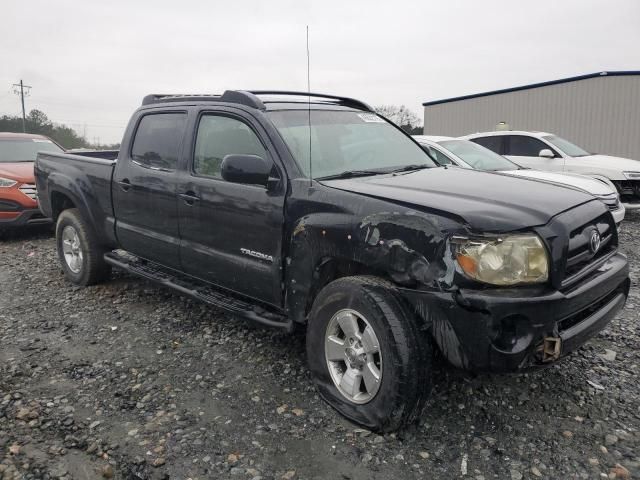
[374,105,423,135]
[0,109,119,150]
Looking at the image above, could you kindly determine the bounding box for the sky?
[1,0,639,144]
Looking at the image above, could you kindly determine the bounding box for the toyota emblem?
[589,230,601,254]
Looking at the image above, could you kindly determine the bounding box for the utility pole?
[12,80,32,133]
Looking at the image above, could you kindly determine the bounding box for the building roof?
[422,71,640,107]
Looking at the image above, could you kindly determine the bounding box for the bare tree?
[375,105,423,134]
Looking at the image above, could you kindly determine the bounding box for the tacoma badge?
[240,248,274,262]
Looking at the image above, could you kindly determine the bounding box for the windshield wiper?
[316,170,385,180]
[388,164,431,174]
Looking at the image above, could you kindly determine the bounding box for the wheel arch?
[284,210,451,324]
[47,174,95,226]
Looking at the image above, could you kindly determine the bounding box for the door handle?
[118,178,131,192]
[179,192,200,206]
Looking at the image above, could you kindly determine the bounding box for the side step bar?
[104,251,293,332]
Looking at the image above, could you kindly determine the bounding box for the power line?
[12,80,32,133]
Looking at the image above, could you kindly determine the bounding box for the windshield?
[0,138,62,162]
[542,135,590,157]
[438,139,519,171]
[267,110,435,178]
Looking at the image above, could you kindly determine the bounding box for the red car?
[0,132,63,229]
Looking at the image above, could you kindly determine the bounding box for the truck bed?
[35,151,118,243]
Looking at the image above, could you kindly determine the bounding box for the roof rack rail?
[220,90,265,109]
[141,91,266,109]
[248,90,374,112]
[142,94,222,106]
[140,90,373,112]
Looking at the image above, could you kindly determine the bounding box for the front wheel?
[56,208,111,286]
[306,276,432,432]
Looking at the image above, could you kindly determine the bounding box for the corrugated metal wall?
[423,75,640,160]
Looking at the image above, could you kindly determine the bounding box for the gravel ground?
[1,213,638,480]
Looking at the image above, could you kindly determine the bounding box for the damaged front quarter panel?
[284,184,473,369]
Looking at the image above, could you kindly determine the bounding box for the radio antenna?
[306,25,312,186]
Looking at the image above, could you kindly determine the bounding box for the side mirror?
[539,149,555,159]
[221,154,273,186]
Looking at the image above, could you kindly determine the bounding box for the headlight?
[623,171,640,180]
[454,234,549,286]
[0,177,17,188]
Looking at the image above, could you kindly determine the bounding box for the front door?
[503,135,564,171]
[177,111,285,306]
[112,111,187,269]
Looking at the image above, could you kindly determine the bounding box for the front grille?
[558,288,620,332]
[612,179,640,203]
[563,212,616,286]
[19,183,37,200]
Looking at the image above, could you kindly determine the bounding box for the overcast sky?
[1,0,639,144]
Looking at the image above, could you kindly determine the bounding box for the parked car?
[0,132,62,230]
[35,91,629,432]
[414,135,625,225]
[462,130,640,210]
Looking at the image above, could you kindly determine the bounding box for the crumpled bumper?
[398,252,630,372]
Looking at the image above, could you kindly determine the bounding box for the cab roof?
[141,90,374,113]
[462,130,553,139]
[412,135,455,143]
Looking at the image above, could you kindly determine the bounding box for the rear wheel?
[56,208,111,286]
[306,276,432,432]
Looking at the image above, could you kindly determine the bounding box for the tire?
[55,208,111,286]
[306,275,432,432]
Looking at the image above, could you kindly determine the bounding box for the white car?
[461,130,640,210]
[413,135,625,225]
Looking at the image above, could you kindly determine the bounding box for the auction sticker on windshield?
[358,113,385,123]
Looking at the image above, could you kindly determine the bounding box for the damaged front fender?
[284,186,467,324]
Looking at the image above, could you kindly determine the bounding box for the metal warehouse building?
[422,71,640,160]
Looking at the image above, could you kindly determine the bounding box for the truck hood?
[0,162,35,183]
[568,154,640,180]
[503,169,614,197]
[321,167,596,232]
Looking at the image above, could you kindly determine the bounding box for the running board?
[104,251,293,332]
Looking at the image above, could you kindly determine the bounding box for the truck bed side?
[35,151,118,247]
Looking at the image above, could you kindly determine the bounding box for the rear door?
[176,108,285,306]
[503,135,563,170]
[112,110,187,268]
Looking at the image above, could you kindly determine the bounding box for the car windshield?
[0,138,62,162]
[542,135,590,157]
[438,139,519,171]
[267,110,435,179]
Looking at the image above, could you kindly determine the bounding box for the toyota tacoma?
[35,91,630,431]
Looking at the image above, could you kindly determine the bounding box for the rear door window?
[131,113,187,170]
[470,136,503,154]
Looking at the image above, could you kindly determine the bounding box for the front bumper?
[399,252,629,372]
[611,204,625,225]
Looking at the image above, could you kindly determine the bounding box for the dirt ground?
[1,212,638,480]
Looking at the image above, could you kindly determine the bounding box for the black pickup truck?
[35,91,630,432]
